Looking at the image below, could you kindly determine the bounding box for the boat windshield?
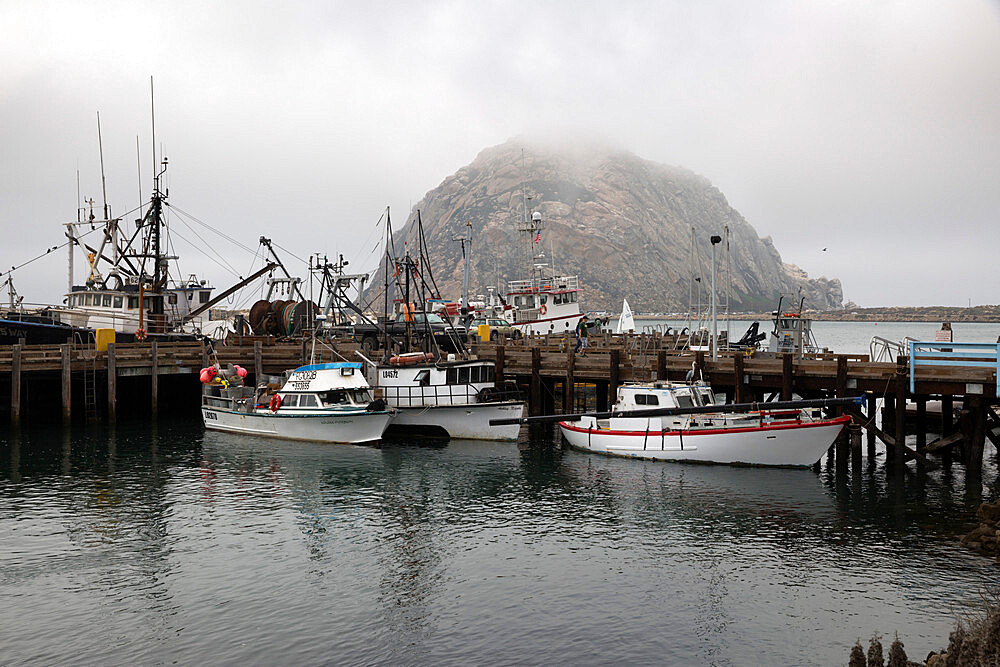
[674,392,695,409]
[321,390,348,406]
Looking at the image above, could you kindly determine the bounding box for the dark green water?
[1,421,998,665]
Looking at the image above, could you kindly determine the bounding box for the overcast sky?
[2,0,998,308]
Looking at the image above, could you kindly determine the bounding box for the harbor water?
[3,321,1000,664]
[2,421,999,665]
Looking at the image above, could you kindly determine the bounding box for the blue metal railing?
[907,341,1000,394]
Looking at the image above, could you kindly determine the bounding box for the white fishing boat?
[371,354,525,440]
[558,382,850,467]
[201,362,393,444]
[501,211,584,335]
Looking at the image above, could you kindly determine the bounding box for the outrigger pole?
[489,395,865,426]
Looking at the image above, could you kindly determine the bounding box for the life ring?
[269,394,283,412]
[135,327,147,341]
[539,305,547,315]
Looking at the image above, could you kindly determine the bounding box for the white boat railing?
[870,336,918,363]
[381,383,479,407]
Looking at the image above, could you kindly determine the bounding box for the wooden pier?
[2,330,997,486]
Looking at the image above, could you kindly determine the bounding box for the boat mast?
[454,219,472,310]
[710,234,722,360]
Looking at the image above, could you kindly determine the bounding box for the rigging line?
[164,202,258,255]
[3,225,103,277]
[170,215,244,277]
[269,240,307,265]
[166,225,242,279]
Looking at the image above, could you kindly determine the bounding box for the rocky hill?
[390,139,842,313]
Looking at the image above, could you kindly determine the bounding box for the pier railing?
[907,341,1000,394]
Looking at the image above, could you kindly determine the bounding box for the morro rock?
[391,139,842,313]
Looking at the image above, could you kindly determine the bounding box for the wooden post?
[834,355,848,413]
[967,396,985,480]
[781,353,793,401]
[894,374,906,475]
[530,347,542,416]
[867,392,877,458]
[564,349,576,412]
[883,395,896,462]
[151,340,159,418]
[107,342,117,423]
[657,350,666,382]
[733,352,745,404]
[941,395,954,467]
[850,423,863,472]
[695,351,705,382]
[11,344,21,424]
[254,340,263,383]
[494,344,505,390]
[609,349,621,407]
[61,343,72,422]
[596,381,608,412]
[915,396,927,471]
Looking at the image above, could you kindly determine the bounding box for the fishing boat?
[358,212,525,440]
[373,356,524,440]
[498,210,584,336]
[556,382,852,467]
[201,362,393,444]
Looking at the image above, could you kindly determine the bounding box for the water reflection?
[1,422,999,664]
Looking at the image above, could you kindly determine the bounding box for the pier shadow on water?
[1,418,998,665]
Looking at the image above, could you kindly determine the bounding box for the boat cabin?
[276,362,374,409]
[615,382,717,412]
[373,359,513,407]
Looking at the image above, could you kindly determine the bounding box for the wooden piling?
[151,340,159,417]
[781,353,792,400]
[11,344,21,423]
[733,352,745,404]
[866,391,877,458]
[941,395,954,468]
[657,350,666,382]
[596,381,609,412]
[254,340,263,383]
[530,347,542,416]
[915,396,927,471]
[564,349,576,412]
[495,344,505,390]
[61,343,71,422]
[107,343,116,423]
[609,349,621,406]
[894,371,906,475]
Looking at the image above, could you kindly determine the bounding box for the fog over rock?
[392,139,842,312]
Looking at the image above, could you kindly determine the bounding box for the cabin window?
[128,297,139,309]
[351,390,371,404]
[539,295,547,305]
[571,292,578,303]
[200,291,210,303]
[699,389,714,405]
[553,294,563,305]
[323,390,347,405]
[102,295,112,307]
[282,394,299,407]
[113,296,123,308]
[299,394,318,408]
[458,367,470,384]
[675,394,695,409]
[414,369,430,387]
[446,368,458,385]
[635,394,659,406]
[168,294,177,305]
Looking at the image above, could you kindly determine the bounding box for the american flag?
[533,232,541,244]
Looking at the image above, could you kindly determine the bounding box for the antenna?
[97,111,109,220]
[136,135,143,215]
[150,76,156,184]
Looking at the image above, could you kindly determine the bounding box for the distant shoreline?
[614,306,1000,324]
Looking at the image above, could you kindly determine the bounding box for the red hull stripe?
[559,414,850,437]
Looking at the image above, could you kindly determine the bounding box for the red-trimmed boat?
[559,382,850,468]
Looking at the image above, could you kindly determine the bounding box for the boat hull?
[559,415,850,467]
[202,407,393,444]
[386,401,525,440]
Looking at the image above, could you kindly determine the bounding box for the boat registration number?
[204,411,218,420]
[382,369,399,379]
